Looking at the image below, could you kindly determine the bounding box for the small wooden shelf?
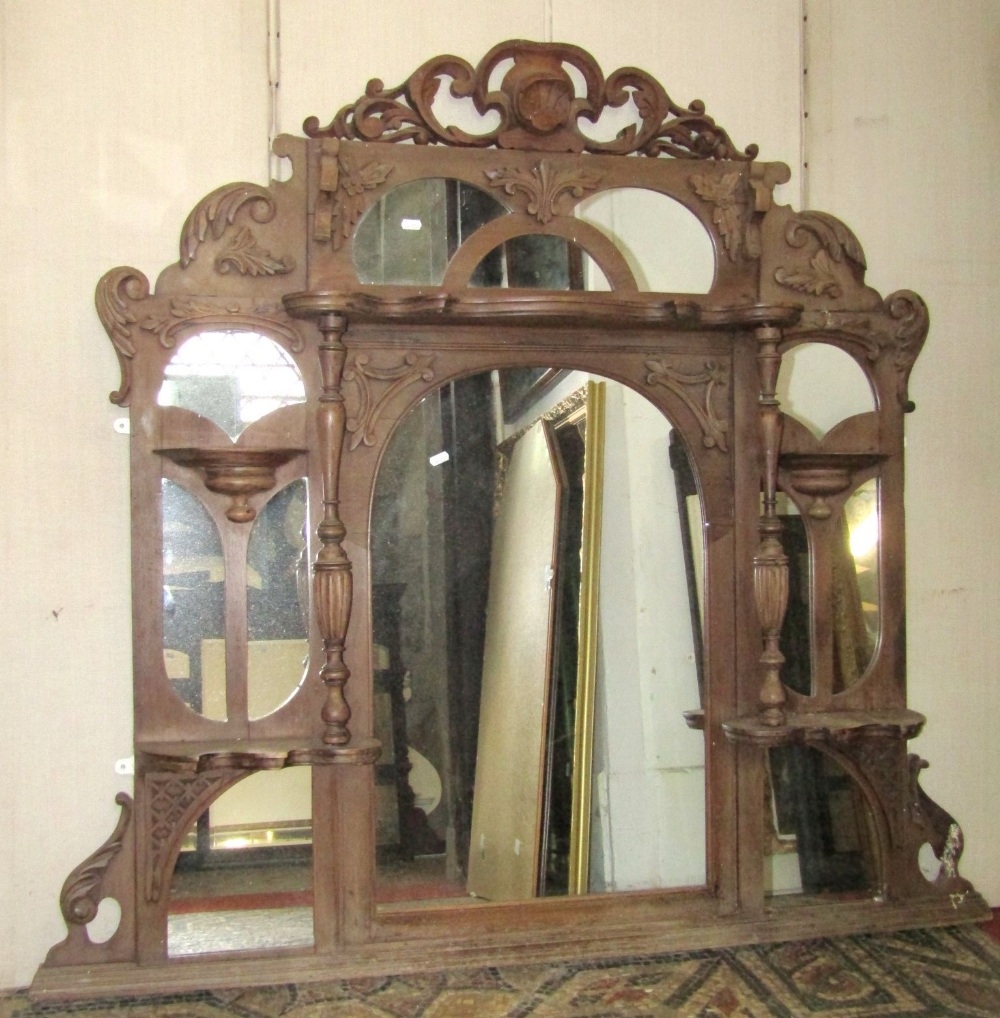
[721,708,926,747]
[136,736,381,772]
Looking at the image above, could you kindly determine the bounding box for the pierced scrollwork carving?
[59,793,133,926]
[179,183,278,268]
[690,171,758,262]
[343,352,436,451]
[304,40,757,160]
[644,358,729,451]
[908,755,974,895]
[484,160,601,223]
[215,227,296,277]
[314,138,393,249]
[95,266,151,406]
[145,771,238,902]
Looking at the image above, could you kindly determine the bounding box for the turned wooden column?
[754,324,788,726]
[315,312,353,745]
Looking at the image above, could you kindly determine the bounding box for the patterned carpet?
[11,925,1000,1017]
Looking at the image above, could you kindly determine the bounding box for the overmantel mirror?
[34,40,987,999]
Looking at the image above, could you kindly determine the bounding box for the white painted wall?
[2,0,994,992]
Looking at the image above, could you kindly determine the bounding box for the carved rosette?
[343,352,436,451]
[304,40,757,159]
[644,358,729,451]
[95,266,151,405]
[484,160,601,223]
[59,793,133,926]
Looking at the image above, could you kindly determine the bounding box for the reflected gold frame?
[567,380,605,894]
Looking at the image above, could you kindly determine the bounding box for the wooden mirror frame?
[33,39,988,999]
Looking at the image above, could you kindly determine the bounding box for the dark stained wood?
[32,39,987,1001]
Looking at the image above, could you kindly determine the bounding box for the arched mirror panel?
[576,188,716,293]
[161,479,227,721]
[779,342,875,440]
[370,369,706,906]
[157,330,306,442]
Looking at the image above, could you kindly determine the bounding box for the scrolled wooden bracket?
[754,323,789,725]
[315,312,354,745]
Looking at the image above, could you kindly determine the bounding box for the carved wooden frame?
[33,40,986,1001]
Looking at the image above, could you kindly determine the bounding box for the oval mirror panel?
[839,478,879,687]
[162,479,227,721]
[371,369,706,905]
[157,330,305,441]
[247,479,311,719]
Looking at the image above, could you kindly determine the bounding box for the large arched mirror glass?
[370,369,706,906]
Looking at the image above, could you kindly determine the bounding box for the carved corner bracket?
[304,40,758,160]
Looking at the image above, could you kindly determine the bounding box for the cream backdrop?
[0,0,996,991]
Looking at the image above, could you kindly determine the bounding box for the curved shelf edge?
[721,708,926,747]
[137,736,382,772]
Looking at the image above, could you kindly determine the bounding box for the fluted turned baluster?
[315,312,353,745]
[754,324,789,726]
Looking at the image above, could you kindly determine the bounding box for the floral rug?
[9,924,1000,1017]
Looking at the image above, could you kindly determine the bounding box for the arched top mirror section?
[157,330,306,442]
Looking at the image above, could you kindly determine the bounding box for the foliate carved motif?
[145,772,236,902]
[138,300,305,353]
[690,172,758,262]
[484,160,601,223]
[95,266,151,406]
[908,755,973,894]
[59,793,133,926]
[179,183,278,268]
[644,358,729,451]
[314,138,393,249]
[774,211,867,300]
[304,40,757,160]
[343,352,436,451]
[215,227,296,277]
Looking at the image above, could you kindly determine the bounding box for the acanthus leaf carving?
[95,266,150,406]
[644,358,729,451]
[484,159,601,223]
[180,183,278,269]
[690,171,758,262]
[774,248,843,298]
[314,140,393,249]
[215,227,296,277]
[305,41,757,160]
[885,289,928,411]
[786,210,867,272]
[59,793,133,926]
[343,352,436,451]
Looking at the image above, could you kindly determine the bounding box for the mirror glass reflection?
[157,330,305,441]
[764,745,878,898]
[371,369,706,906]
[162,479,227,720]
[168,769,313,957]
[246,479,311,719]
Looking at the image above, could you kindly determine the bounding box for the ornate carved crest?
[179,183,280,268]
[774,211,867,299]
[304,40,758,160]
